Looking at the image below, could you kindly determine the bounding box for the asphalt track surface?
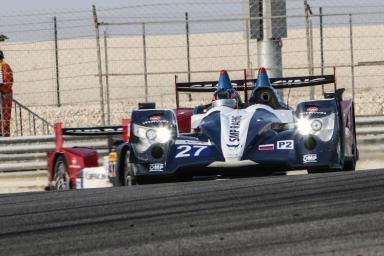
[1,170,384,255]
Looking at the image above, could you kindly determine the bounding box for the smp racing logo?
[227,115,241,148]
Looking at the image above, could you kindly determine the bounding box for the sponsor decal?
[141,120,169,125]
[258,144,274,151]
[302,107,327,116]
[272,77,327,86]
[277,140,294,150]
[77,167,112,189]
[226,115,241,148]
[65,127,122,134]
[307,106,319,113]
[175,139,213,146]
[303,154,317,163]
[149,163,164,172]
[149,115,161,121]
[69,165,81,169]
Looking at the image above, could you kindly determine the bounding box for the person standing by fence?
[0,50,13,136]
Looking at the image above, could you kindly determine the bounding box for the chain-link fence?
[0,1,383,129]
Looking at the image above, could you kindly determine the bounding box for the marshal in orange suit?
[0,50,13,136]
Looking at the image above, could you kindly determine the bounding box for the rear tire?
[53,156,70,191]
[343,144,357,171]
[344,106,357,171]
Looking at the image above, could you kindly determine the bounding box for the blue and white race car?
[114,67,358,185]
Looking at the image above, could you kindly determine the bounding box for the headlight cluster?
[296,114,335,141]
[133,124,173,153]
[133,124,172,143]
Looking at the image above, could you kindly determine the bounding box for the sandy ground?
[2,24,384,130]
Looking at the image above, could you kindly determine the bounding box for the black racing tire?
[343,105,357,171]
[308,111,345,174]
[332,105,346,172]
[123,151,137,186]
[53,156,71,191]
[343,144,357,171]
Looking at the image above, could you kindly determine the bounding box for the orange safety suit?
[0,61,13,136]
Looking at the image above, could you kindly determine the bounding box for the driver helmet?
[212,88,240,102]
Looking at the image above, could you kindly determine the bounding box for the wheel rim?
[125,173,133,186]
[55,161,69,190]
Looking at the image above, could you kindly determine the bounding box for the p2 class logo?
[303,154,317,163]
[277,140,294,150]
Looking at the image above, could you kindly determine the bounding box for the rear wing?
[54,119,130,152]
[174,70,335,107]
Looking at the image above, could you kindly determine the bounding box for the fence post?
[14,101,18,136]
[103,30,111,125]
[245,17,251,70]
[349,14,355,102]
[19,105,22,136]
[185,12,192,101]
[319,7,324,94]
[92,5,105,125]
[304,0,314,99]
[53,16,61,107]
[142,23,148,102]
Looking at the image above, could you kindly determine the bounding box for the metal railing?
[11,98,53,136]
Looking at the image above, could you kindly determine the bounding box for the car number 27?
[175,145,209,158]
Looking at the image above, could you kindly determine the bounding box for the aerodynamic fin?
[217,70,233,91]
[255,67,272,89]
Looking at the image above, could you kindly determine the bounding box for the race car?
[114,67,358,185]
[45,120,130,190]
[46,67,358,190]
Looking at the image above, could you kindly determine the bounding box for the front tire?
[124,151,137,186]
[53,156,70,191]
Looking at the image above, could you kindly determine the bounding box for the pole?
[103,30,111,125]
[257,0,283,98]
[319,7,324,94]
[185,12,192,101]
[245,17,251,70]
[92,5,105,125]
[349,14,355,102]
[142,23,148,102]
[53,16,61,107]
[304,0,314,99]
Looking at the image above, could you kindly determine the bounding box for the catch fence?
[0,2,383,130]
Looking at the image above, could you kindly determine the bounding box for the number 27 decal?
[175,145,208,158]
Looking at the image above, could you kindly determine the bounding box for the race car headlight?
[311,120,322,131]
[296,114,335,141]
[133,124,172,143]
[157,127,171,143]
[146,129,157,140]
[297,117,312,135]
